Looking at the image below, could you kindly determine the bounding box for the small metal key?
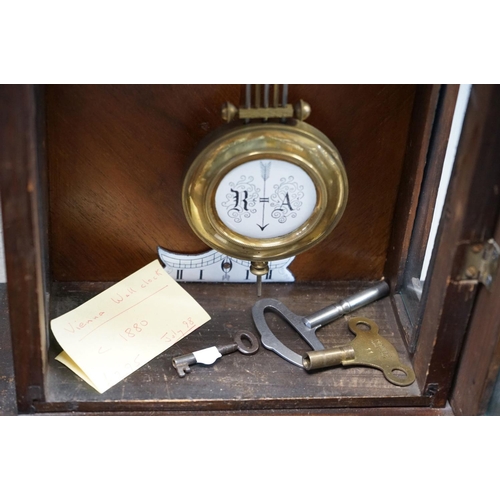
[172,331,259,377]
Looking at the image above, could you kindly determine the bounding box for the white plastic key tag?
[193,346,222,365]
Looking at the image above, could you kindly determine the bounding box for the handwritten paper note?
[51,260,211,393]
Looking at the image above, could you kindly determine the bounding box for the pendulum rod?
[242,84,289,295]
[245,84,251,124]
[273,84,279,107]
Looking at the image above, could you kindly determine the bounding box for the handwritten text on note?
[51,260,211,393]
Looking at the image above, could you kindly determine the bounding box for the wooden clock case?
[1,84,499,415]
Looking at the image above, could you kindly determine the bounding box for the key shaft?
[172,352,197,377]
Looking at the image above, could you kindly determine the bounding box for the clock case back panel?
[46,84,417,282]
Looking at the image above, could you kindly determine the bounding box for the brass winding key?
[302,317,415,387]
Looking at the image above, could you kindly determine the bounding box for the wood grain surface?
[399,85,459,349]
[43,280,427,412]
[414,85,500,406]
[450,215,500,415]
[0,284,16,415]
[0,85,48,412]
[46,84,417,282]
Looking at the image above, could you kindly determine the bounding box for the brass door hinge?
[458,239,500,289]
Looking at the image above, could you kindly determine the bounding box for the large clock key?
[182,84,348,295]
